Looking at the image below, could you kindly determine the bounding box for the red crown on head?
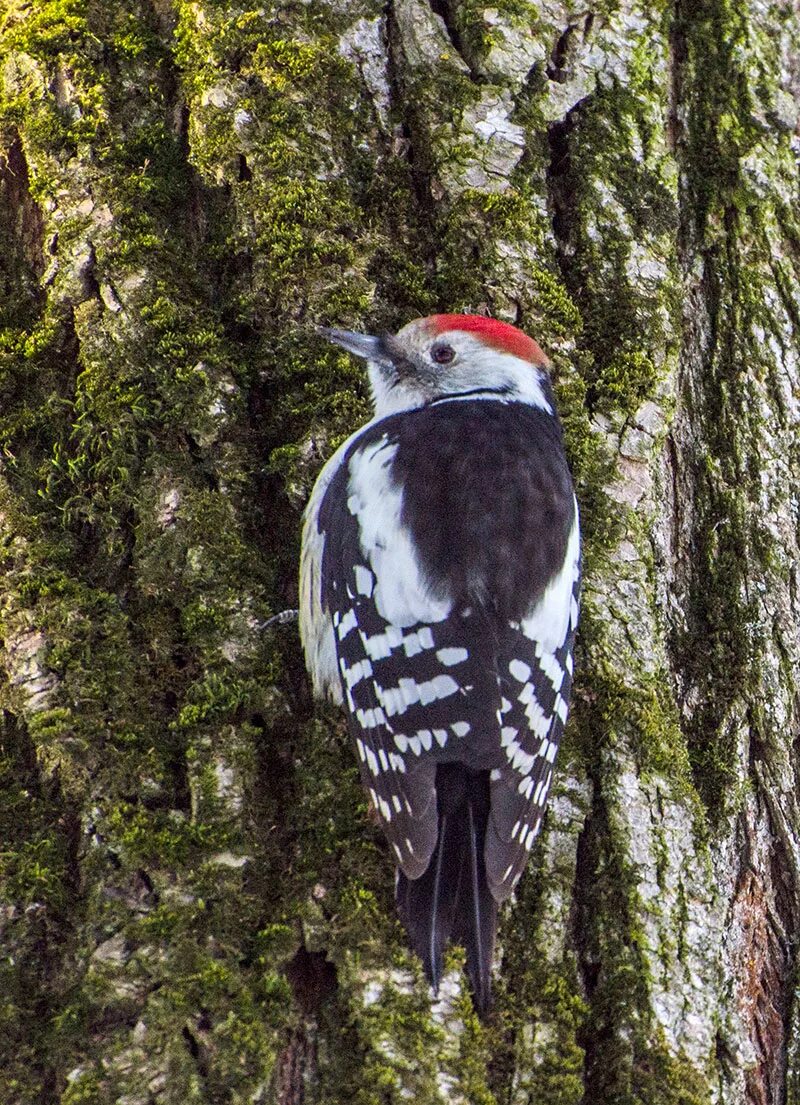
[427,314,549,366]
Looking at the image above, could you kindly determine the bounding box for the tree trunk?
[1,0,799,1102]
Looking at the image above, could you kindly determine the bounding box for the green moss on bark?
[671,0,800,817]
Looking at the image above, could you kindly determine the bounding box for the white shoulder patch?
[520,497,580,652]
[346,438,452,627]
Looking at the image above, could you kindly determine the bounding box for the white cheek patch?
[347,439,452,627]
[426,337,554,413]
[367,362,432,418]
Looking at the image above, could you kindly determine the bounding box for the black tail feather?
[452,799,497,1012]
[396,765,498,1015]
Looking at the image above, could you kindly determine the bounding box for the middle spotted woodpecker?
[299,314,580,1013]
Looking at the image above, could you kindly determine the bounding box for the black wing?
[324,540,502,879]
[485,567,580,900]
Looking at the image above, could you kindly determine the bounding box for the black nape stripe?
[427,386,512,406]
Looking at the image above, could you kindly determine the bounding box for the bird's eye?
[431,343,455,365]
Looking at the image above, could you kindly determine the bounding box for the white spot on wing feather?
[524,695,551,738]
[337,609,358,640]
[540,652,564,690]
[436,647,468,666]
[362,624,403,660]
[354,564,374,596]
[511,746,535,775]
[389,751,406,772]
[416,729,433,751]
[509,659,531,682]
[402,626,436,657]
[418,674,458,705]
[356,705,387,729]
[344,658,373,689]
[378,685,409,718]
[379,673,459,714]
[398,677,421,706]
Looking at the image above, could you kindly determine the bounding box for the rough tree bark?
[1,0,799,1102]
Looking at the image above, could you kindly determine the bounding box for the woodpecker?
[299,314,580,1013]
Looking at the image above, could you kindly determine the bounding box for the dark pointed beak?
[319,327,386,361]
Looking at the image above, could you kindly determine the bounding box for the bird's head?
[321,314,554,419]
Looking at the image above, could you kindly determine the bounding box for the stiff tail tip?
[396,766,498,1016]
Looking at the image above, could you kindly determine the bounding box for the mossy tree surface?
[0,0,799,1102]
